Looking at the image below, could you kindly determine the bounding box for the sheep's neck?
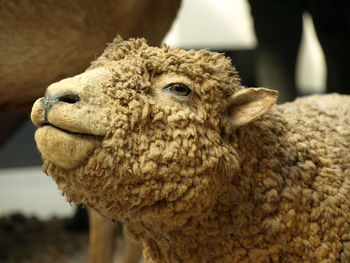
[234,109,292,201]
[130,196,247,263]
[127,174,261,262]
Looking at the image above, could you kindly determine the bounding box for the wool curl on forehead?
[88,36,242,97]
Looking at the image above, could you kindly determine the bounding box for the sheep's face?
[31,38,277,223]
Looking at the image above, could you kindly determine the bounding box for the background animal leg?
[88,208,117,263]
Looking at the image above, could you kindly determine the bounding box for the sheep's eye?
[163,83,191,96]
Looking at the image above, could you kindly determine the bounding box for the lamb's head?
[31,37,277,224]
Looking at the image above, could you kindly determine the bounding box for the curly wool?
[37,38,350,263]
[231,95,350,262]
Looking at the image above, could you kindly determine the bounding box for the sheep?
[0,0,181,113]
[31,37,350,263]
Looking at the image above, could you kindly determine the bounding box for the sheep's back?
[279,93,350,146]
[273,93,350,259]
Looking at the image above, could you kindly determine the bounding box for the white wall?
[297,13,326,93]
[0,167,73,218]
[164,0,256,49]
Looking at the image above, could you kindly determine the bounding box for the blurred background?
[2,0,345,261]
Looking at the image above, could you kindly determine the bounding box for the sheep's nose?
[42,92,80,116]
[56,93,80,104]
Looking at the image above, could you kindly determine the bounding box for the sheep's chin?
[35,125,99,169]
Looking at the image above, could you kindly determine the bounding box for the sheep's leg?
[122,232,143,263]
[88,207,117,263]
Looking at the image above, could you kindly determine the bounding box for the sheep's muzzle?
[31,67,112,169]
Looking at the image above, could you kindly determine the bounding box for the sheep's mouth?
[35,123,100,169]
[40,123,100,138]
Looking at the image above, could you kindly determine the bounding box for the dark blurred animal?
[0,0,181,113]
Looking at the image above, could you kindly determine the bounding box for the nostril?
[57,93,80,104]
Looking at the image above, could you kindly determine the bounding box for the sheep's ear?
[224,88,278,127]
